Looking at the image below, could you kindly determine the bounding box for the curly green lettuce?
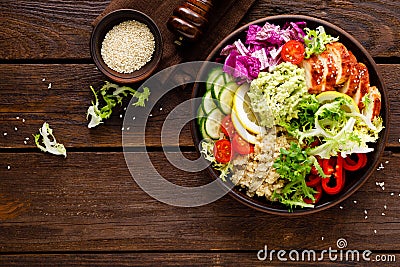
[34,122,66,157]
[304,26,339,58]
[200,139,233,182]
[87,82,151,128]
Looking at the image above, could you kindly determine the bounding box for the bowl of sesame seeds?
[90,9,163,84]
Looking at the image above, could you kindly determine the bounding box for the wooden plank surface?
[0,0,399,60]
[1,0,400,265]
[1,252,399,266]
[0,64,399,149]
[0,152,399,252]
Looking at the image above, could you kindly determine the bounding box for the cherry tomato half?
[221,115,235,139]
[232,134,254,155]
[281,40,305,65]
[213,139,233,163]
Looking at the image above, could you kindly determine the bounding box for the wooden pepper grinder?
[167,0,214,46]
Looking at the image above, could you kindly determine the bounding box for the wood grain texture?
[0,152,399,252]
[0,64,399,148]
[1,252,399,266]
[0,0,399,60]
[243,0,400,58]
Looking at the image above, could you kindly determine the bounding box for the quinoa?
[101,20,155,74]
[230,127,294,200]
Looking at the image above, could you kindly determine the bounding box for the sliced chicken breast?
[362,86,381,121]
[338,51,359,97]
[352,63,370,110]
[317,50,337,91]
[326,42,353,85]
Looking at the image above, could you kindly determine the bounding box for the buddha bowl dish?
[191,15,389,215]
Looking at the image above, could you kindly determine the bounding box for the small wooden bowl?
[90,9,163,84]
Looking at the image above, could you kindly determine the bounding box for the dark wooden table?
[0,0,399,266]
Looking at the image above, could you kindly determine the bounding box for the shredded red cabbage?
[221,21,306,83]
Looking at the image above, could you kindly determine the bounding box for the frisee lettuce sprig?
[304,26,339,58]
[33,122,67,157]
[87,82,151,128]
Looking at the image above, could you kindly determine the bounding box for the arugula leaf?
[304,26,339,58]
[272,142,317,211]
[87,82,151,128]
[34,122,67,157]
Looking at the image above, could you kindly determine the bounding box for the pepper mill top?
[167,0,214,46]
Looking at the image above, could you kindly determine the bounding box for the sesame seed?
[374,230,377,234]
[321,237,324,240]
[364,210,367,214]
[365,216,368,219]
[159,107,163,111]
[121,127,124,131]
[339,206,343,209]
[120,114,123,118]
[382,212,385,216]
[16,116,20,120]
[149,114,153,117]
[48,83,52,89]
[101,20,155,74]
[384,205,387,209]
[23,141,27,145]
[25,137,29,140]
[22,119,25,123]
[7,165,10,170]
[391,193,394,196]
[14,127,18,131]
[3,132,7,136]
[42,78,46,82]
[353,200,357,204]
[385,161,389,164]
[132,117,136,120]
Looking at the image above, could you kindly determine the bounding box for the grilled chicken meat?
[301,41,381,120]
[362,86,382,121]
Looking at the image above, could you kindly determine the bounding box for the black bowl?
[90,9,163,84]
[191,15,389,215]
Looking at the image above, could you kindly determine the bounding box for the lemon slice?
[231,110,258,144]
[316,91,360,113]
[233,84,266,135]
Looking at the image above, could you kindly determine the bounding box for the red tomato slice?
[213,139,232,163]
[281,40,305,65]
[221,115,235,139]
[232,134,254,155]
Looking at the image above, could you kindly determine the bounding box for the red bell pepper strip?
[304,184,323,204]
[322,157,336,175]
[322,155,345,195]
[343,153,367,171]
[306,174,322,187]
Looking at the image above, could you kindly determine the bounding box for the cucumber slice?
[223,72,235,84]
[200,117,211,139]
[206,67,223,91]
[197,105,205,125]
[218,82,238,114]
[211,74,226,100]
[204,108,224,139]
[201,90,217,114]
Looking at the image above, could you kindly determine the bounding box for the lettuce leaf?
[34,122,66,157]
[304,26,339,58]
[87,82,151,128]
